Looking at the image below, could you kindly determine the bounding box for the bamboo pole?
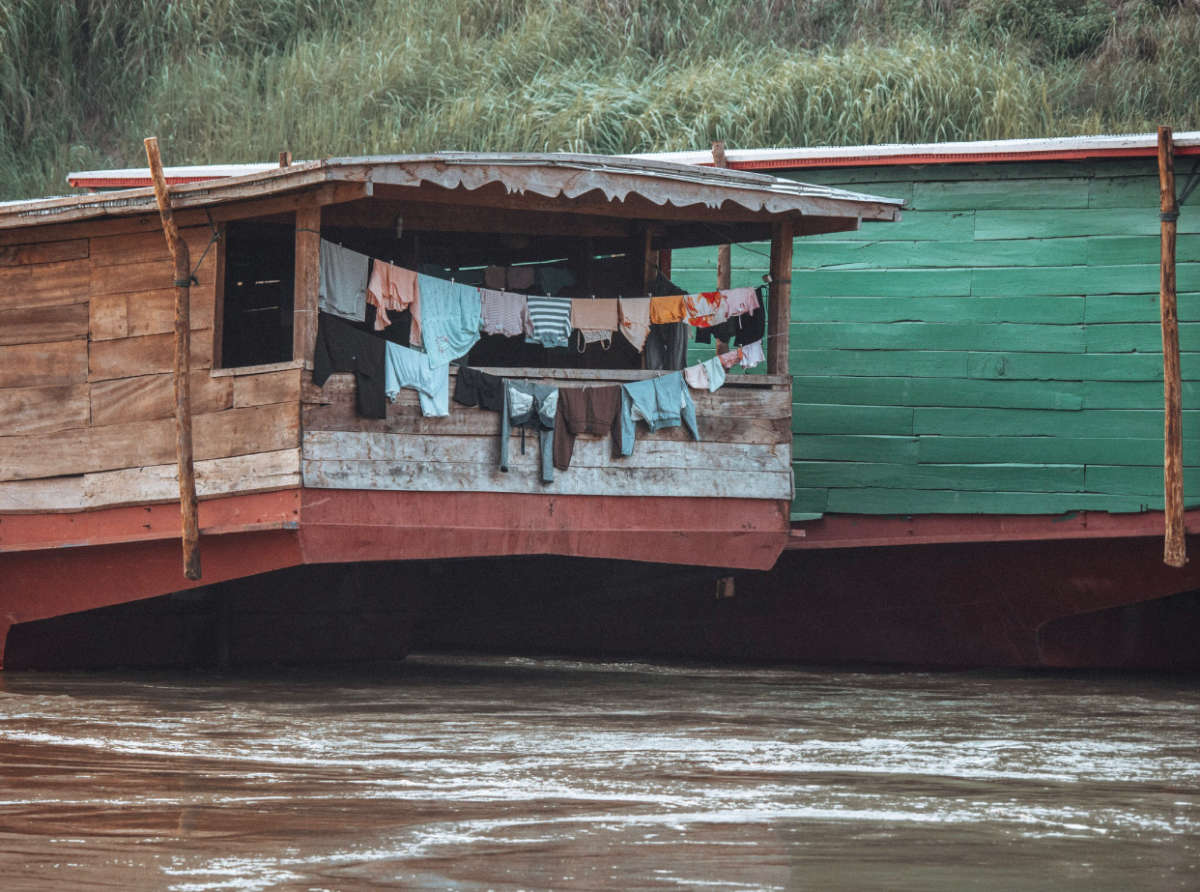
[712,142,731,291]
[144,137,201,580]
[1157,126,1187,568]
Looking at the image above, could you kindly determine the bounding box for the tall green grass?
[1,0,1198,199]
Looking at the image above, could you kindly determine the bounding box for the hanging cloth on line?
[417,273,481,366]
[383,341,449,417]
[318,239,370,323]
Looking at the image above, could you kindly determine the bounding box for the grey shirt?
[319,239,370,322]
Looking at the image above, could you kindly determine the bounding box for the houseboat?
[0,152,901,668]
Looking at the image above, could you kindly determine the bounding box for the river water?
[0,654,1196,890]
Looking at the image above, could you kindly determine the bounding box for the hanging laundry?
[683,356,726,393]
[723,286,759,318]
[618,372,700,456]
[553,385,623,470]
[739,339,765,369]
[383,341,449,417]
[499,380,558,483]
[524,295,573,349]
[733,302,765,345]
[717,348,743,370]
[312,311,387,418]
[618,297,651,352]
[318,239,370,322]
[366,260,419,334]
[684,291,727,328]
[480,288,529,338]
[571,297,619,347]
[484,265,507,290]
[649,295,687,324]
[417,273,482,366]
[507,266,535,290]
[645,321,689,370]
[453,366,504,412]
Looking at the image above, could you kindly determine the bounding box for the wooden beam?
[767,219,793,375]
[144,136,201,580]
[1158,126,1187,568]
[293,206,321,365]
[712,142,732,291]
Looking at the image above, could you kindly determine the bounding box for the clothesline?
[316,239,766,360]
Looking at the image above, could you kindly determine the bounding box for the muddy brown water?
[0,654,1196,890]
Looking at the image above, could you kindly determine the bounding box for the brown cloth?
[552,385,624,470]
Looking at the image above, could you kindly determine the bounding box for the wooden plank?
[0,239,88,268]
[792,404,914,436]
[790,322,1084,352]
[794,267,972,297]
[81,448,301,510]
[767,219,792,374]
[912,178,1089,211]
[88,328,213,381]
[1084,292,1200,324]
[1085,465,1200,498]
[823,487,1149,515]
[89,250,217,296]
[0,302,88,345]
[88,226,215,267]
[0,384,90,436]
[793,460,1084,493]
[1086,235,1200,266]
[0,475,85,512]
[293,206,320,365]
[0,401,299,482]
[1082,380,1200,409]
[793,435,918,464]
[300,400,791,445]
[790,349,969,378]
[917,435,1197,467]
[966,351,1170,382]
[791,237,1090,270]
[0,259,90,312]
[791,487,829,514]
[802,210,973,243]
[1086,322,1200,353]
[233,368,302,408]
[89,285,215,341]
[0,340,87,388]
[303,429,790,474]
[789,296,1085,325]
[90,372,233,427]
[1089,175,1161,208]
[975,264,1198,297]
[0,449,300,513]
[302,458,791,500]
[974,207,1200,240]
[792,376,1084,410]
[913,407,1200,439]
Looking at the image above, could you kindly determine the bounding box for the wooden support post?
[144,137,201,580]
[293,206,321,365]
[712,142,732,291]
[641,227,657,292]
[1158,126,1187,568]
[278,150,292,168]
[767,219,793,375]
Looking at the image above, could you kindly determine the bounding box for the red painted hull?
[0,487,788,667]
[4,489,1199,669]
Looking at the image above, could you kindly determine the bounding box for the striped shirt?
[524,296,573,349]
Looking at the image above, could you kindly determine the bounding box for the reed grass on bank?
[1,0,1198,199]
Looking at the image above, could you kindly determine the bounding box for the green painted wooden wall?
[670,158,1200,520]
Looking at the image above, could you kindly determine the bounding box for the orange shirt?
[649,295,686,324]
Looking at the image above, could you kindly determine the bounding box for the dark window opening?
[221,221,295,368]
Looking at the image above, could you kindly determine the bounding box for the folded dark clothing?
[453,365,504,411]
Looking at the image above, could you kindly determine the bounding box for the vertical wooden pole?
[641,227,657,293]
[712,142,732,291]
[293,206,321,365]
[143,137,201,580]
[767,219,793,375]
[1158,126,1187,568]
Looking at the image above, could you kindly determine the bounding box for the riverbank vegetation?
[2,0,1198,198]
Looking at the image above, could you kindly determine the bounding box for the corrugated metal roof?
[629,131,1200,170]
[1,152,902,231]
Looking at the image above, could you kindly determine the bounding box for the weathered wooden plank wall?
[672,157,1200,519]
[302,372,792,500]
[0,222,303,513]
